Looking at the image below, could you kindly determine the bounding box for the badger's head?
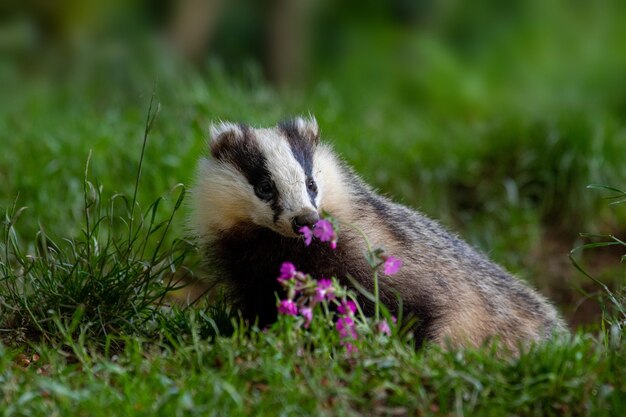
[192,116,327,238]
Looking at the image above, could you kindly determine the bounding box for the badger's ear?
[295,115,319,144]
[209,122,244,159]
[280,116,320,145]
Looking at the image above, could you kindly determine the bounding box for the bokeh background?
[2,0,625,328]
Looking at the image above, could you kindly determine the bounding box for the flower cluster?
[276,262,336,328]
[276,261,403,353]
[276,261,398,353]
[299,219,338,249]
[276,216,403,353]
[336,300,358,352]
[276,261,358,350]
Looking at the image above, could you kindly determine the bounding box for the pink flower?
[336,316,357,339]
[278,262,297,283]
[313,219,334,242]
[377,319,391,336]
[382,256,402,276]
[337,300,357,316]
[343,342,358,354]
[300,306,313,328]
[336,301,359,352]
[313,279,334,302]
[329,240,337,250]
[299,226,313,246]
[278,299,298,316]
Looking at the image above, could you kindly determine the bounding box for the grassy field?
[2,4,626,412]
[0,66,625,415]
[1,327,624,416]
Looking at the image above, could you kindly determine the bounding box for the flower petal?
[278,299,298,316]
[313,219,334,242]
[278,262,297,281]
[299,226,313,246]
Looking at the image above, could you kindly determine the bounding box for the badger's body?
[190,117,565,350]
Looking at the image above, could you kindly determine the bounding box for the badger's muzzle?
[291,211,320,234]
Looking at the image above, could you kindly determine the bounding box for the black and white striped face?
[200,117,323,237]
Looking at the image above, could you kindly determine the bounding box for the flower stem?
[335,218,381,321]
[373,271,380,321]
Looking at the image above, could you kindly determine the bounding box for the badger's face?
[200,117,323,237]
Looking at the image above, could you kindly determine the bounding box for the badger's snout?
[291,211,320,234]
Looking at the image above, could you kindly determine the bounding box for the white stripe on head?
[256,128,317,216]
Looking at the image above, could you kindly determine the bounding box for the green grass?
[0,95,192,349]
[1,321,624,416]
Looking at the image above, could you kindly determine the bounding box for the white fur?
[314,144,351,219]
[189,159,269,239]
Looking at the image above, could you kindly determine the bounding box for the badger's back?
[191,117,566,350]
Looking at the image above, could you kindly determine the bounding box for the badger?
[190,116,566,350]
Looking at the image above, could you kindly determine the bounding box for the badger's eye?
[306,177,318,194]
[255,179,274,200]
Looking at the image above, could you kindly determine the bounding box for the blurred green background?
[1,0,625,328]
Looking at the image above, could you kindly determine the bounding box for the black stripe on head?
[211,125,266,184]
[211,124,283,221]
[279,119,317,177]
[279,119,319,207]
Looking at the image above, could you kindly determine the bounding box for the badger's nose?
[291,211,320,234]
